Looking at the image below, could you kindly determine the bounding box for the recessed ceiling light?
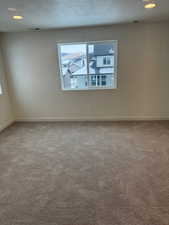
[12,15,24,20]
[144,3,156,9]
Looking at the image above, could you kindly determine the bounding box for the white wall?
[1,22,169,121]
[0,48,14,131]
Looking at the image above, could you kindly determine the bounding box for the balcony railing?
[63,73,115,90]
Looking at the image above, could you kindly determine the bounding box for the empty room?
[0,0,169,224]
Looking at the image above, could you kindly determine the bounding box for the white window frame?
[0,79,3,96]
[57,40,118,91]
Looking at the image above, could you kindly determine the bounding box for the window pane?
[88,42,115,88]
[0,83,2,95]
[88,43,115,75]
[59,44,87,89]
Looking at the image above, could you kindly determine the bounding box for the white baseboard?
[15,116,169,122]
[0,119,14,133]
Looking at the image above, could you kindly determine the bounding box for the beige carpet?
[0,121,169,225]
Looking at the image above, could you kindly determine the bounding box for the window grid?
[57,41,118,90]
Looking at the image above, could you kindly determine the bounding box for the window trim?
[57,40,118,91]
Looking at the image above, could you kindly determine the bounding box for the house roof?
[62,52,84,60]
[93,44,114,56]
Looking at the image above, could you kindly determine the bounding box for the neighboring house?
[61,52,86,89]
[89,44,114,87]
[91,44,114,70]
[62,53,85,74]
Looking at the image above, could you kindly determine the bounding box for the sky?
[60,44,95,54]
[61,44,86,54]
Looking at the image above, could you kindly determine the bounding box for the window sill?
[61,87,117,91]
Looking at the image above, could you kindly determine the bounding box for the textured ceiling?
[0,0,169,32]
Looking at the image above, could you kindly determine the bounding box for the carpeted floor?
[0,122,169,225]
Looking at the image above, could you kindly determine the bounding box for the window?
[101,75,106,86]
[103,56,111,65]
[57,41,117,90]
[0,83,2,95]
